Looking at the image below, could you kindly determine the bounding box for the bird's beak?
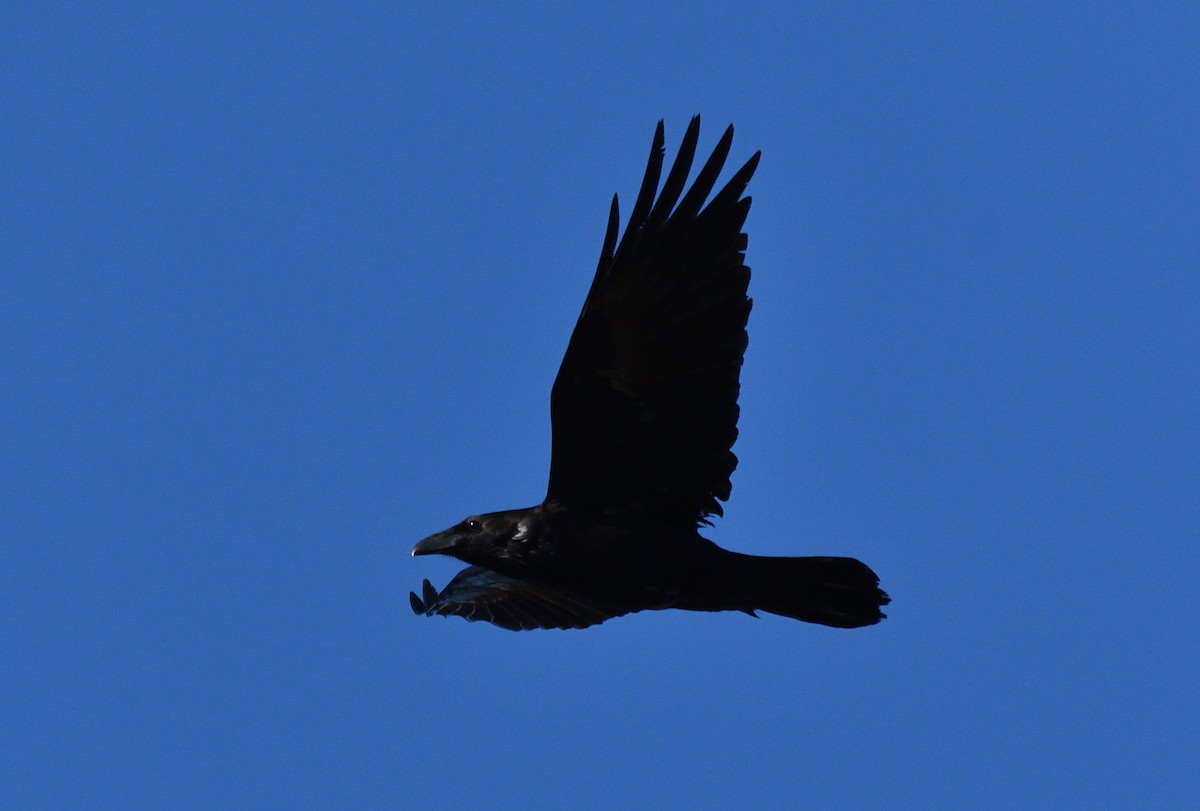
[411,526,461,557]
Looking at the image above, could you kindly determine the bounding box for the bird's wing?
[409,567,630,631]
[547,117,760,528]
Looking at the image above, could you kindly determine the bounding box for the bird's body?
[410,118,889,631]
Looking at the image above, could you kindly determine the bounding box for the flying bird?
[410,118,889,631]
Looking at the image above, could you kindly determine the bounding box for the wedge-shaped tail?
[719,554,890,629]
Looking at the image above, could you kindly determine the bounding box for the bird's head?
[411,508,535,567]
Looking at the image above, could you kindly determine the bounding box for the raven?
[410,118,889,631]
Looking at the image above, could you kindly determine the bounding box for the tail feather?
[733,554,889,628]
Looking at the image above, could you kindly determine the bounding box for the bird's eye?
[464,519,480,531]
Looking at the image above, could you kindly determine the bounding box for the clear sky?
[4,3,1197,808]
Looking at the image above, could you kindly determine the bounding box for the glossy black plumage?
[410,118,889,631]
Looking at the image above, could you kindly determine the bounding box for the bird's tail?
[725,553,889,628]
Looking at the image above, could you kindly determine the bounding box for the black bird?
[410,118,889,631]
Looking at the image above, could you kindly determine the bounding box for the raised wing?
[409,567,630,631]
[547,117,760,528]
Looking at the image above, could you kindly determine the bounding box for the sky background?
[4,3,1198,808]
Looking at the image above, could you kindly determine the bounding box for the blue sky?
[4,3,1197,808]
